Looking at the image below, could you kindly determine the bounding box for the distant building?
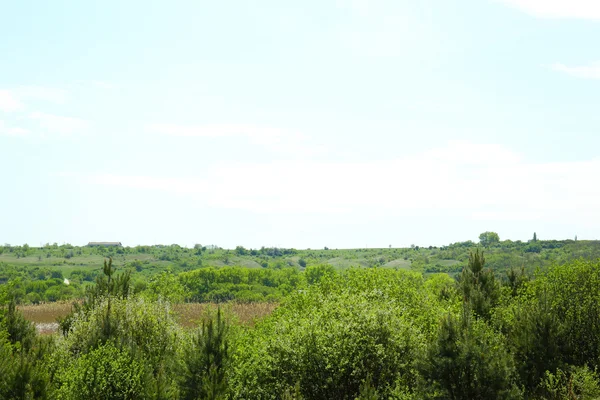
[87,242,122,247]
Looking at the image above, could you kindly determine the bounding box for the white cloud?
[0,90,23,112]
[333,2,430,58]
[336,0,371,16]
[149,123,324,156]
[551,62,600,79]
[13,86,68,104]
[73,80,117,89]
[0,120,29,136]
[497,0,600,20]
[80,141,600,226]
[149,123,285,139]
[90,81,117,89]
[5,127,29,136]
[29,112,88,134]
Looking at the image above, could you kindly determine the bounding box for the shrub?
[55,341,152,400]
[0,300,36,351]
[538,365,600,400]
[231,269,440,399]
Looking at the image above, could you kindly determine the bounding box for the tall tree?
[458,249,499,320]
[421,311,520,400]
[478,232,500,247]
[182,308,230,400]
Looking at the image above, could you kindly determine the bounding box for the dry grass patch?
[173,302,278,327]
[18,302,74,335]
[18,302,74,324]
[17,301,278,334]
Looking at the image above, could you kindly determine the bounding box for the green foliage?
[65,296,180,365]
[525,242,542,253]
[504,292,566,393]
[180,266,302,302]
[55,341,152,400]
[458,250,500,320]
[181,308,230,400]
[7,243,600,398]
[494,259,600,396]
[304,264,335,285]
[59,257,131,336]
[0,300,36,351]
[231,269,441,399]
[143,270,190,303]
[420,311,521,400]
[425,273,458,302]
[0,330,53,400]
[4,239,600,306]
[57,296,182,398]
[478,231,500,247]
[234,246,248,256]
[355,375,378,400]
[505,266,528,297]
[537,365,600,400]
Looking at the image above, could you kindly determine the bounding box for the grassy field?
[18,302,278,334]
[0,252,172,277]
[382,259,412,269]
[173,302,277,327]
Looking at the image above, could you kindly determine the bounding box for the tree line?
[3,253,600,398]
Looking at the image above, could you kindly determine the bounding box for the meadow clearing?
[18,301,278,334]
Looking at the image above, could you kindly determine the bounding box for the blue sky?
[1,0,599,248]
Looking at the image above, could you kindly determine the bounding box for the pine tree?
[421,310,520,400]
[182,308,229,400]
[355,375,378,400]
[506,266,528,297]
[458,249,499,320]
[510,292,566,395]
[59,257,131,337]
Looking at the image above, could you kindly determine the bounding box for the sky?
[1,0,599,249]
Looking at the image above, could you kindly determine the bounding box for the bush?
[0,300,36,350]
[0,330,53,399]
[538,365,600,400]
[231,269,441,399]
[55,341,152,400]
[62,296,182,397]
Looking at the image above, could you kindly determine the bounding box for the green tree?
[182,308,229,400]
[420,311,520,400]
[458,250,499,321]
[234,246,248,256]
[143,270,189,303]
[507,293,566,395]
[59,258,130,336]
[478,232,500,247]
[505,266,528,297]
[304,264,335,285]
[0,300,36,351]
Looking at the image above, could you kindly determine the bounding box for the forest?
[2,235,600,399]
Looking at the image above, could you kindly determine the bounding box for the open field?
[18,302,278,334]
[0,252,172,278]
[173,302,277,327]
